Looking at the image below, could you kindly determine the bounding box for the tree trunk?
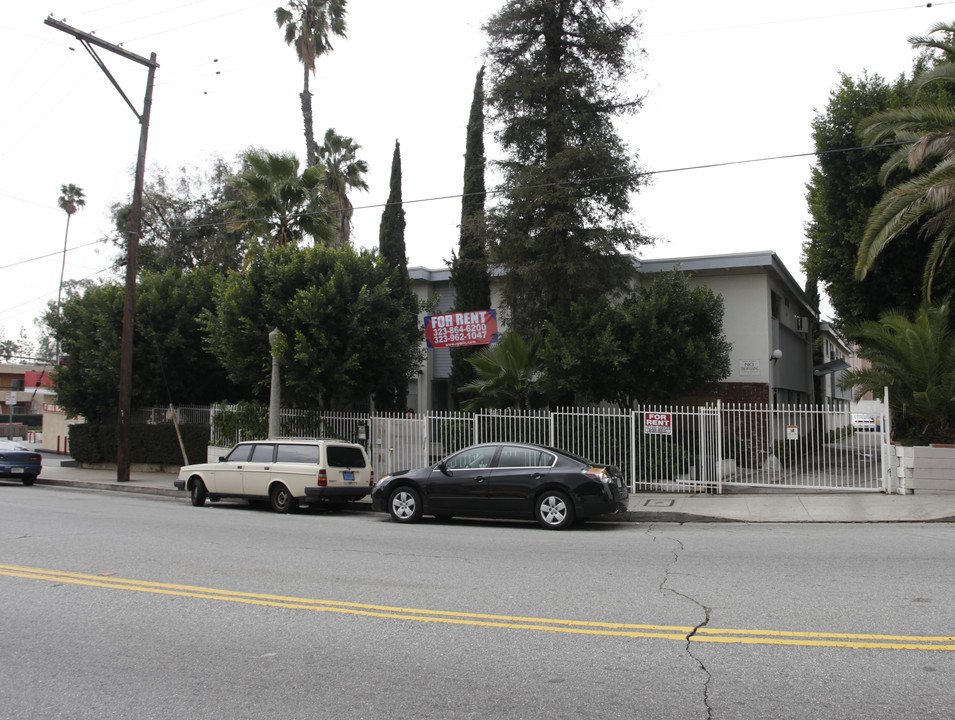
[301,65,317,167]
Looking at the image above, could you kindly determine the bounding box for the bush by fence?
[0,414,42,429]
[68,424,210,466]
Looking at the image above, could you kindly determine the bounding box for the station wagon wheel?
[269,483,298,514]
[535,490,574,530]
[388,486,422,524]
[190,478,207,507]
[22,475,37,486]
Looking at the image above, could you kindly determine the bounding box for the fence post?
[629,409,638,492]
[716,400,723,495]
[881,386,893,493]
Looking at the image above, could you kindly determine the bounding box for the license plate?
[343,471,355,482]
[11,467,23,474]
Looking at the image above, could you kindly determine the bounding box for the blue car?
[0,440,42,485]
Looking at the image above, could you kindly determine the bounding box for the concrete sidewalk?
[23,451,955,523]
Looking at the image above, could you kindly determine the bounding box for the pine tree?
[450,67,491,406]
[484,0,649,337]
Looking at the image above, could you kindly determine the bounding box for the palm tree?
[841,301,955,444]
[317,128,368,245]
[275,0,347,167]
[227,149,336,248]
[56,184,85,317]
[856,24,955,299]
[459,332,542,412]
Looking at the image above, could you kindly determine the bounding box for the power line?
[152,140,912,235]
[0,239,109,271]
[0,265,116,326]
[0,138,914,274]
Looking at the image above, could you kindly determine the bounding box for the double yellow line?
[2,563,952,651]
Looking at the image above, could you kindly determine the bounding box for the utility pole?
[45,17,159,482]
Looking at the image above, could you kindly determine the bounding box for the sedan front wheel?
[388,487,422,524]
[535,490,574,530]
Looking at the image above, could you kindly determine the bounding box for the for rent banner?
[424,310,498,349]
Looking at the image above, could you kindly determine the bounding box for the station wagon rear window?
[326,445,367,468]
[276,444,320,464]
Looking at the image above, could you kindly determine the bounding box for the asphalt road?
[1,484,953,719]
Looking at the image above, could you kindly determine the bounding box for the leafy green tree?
[204,244,422,410]
[0,327,40,364]
[275,0,347,167]
[484,0,649,337]
[109,159,247,274]
[450,67,491,407]
[44,268,237,421]
[317,128,368,245]
[857,46,955,300]
[541,271,731,408]
[803,72,928,326]
[0,333,17,362]
[459,332,542,411]
[841,301,955,444]
[226,149,337,248]
[804,24,955,324]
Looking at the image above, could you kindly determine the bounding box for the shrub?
[68,424,210,466]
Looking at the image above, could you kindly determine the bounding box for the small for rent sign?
[644,412,673,436]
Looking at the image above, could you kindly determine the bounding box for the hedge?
[68,424,210,466]
[1,414,42,428]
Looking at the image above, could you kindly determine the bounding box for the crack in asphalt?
[649,525,714,719]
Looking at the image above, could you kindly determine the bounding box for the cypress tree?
[376,139,414,411]
[450,67,491,407]
[379,140,409,296]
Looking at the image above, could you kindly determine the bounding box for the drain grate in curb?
[643,499,675,507]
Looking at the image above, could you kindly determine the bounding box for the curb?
[35,477,186,498]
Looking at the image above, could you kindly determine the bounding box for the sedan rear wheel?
[269,483,298,513]
[388,486,422,524]
[22,475,37,486]
[535,490,574,530]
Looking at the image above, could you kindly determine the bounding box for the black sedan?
[371,442,629,530]
[0,440,42,485]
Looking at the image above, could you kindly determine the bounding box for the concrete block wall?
[894,445,955,494]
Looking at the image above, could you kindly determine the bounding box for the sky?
[2,0,952,354]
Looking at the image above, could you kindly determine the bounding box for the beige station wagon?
[175,439,373,513]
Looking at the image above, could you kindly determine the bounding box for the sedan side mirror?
[438,461,451,476]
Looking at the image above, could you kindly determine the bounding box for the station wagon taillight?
[317,469,328,487]
[369,469,375,487]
